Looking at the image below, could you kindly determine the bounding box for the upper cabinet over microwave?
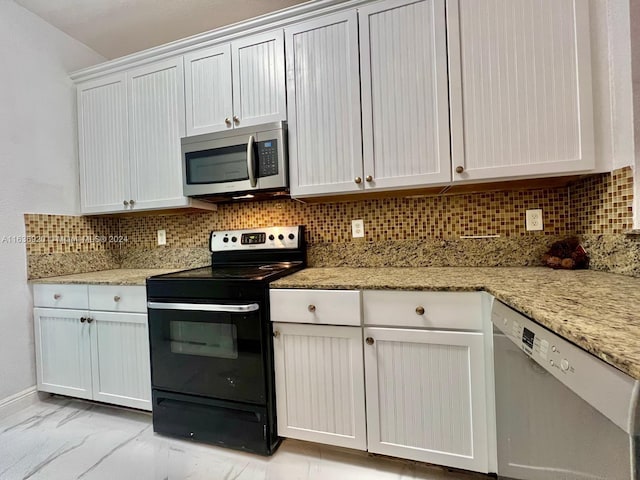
[184,30,286,136]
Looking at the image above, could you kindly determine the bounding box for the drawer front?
[363,290,483,330]
[88,285,147,313]
[270,289,361,326]
[33,284,88,309]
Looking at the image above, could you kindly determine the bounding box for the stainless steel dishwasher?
[492,300,639,480]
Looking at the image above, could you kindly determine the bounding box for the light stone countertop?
[271,267,640,380]
[29,268,183,286]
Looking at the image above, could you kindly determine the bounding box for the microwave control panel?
[257,140,279,177]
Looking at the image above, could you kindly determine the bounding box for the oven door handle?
[147,302,260,313]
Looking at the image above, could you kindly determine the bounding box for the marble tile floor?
[0,396,490,480]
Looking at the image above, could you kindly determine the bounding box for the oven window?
[169,321,238,359]
[185,144,248,184]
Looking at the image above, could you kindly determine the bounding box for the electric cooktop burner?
[157,261,304,281]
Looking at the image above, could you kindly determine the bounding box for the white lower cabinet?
[271,288,493,474]
[89,311,151,410]
[363,327,489,472]
[33,284,151,411]
[272,323,367,450]
[34,307,93,400]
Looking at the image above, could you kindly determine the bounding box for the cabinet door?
[364,327,489,473]
[77,74,130,214]
[232,30,286,128]
[184,44,233,135]
[33,308,92,400]
[448,0,594,181]
[286,11,363,197]
[273,323,367,450]
[128,57,189,210]
[89,311,151,411]
[359,0,451,190]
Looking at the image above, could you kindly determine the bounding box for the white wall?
[0,0,104,402]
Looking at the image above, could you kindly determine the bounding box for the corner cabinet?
[184,30,286,136]
[447,0,594,181]
[77,58,214,214]
[33,284,152,411]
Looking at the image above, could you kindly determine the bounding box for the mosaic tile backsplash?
[24,167,635,278]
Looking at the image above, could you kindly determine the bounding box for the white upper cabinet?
[77,74,130,214]
[232,31,286,128]
[185,30,285,136]
[184,44,233,135]
[359,0,451,189]
[127,57,188,210]
[286,11,364,197]
[447,0,594,182]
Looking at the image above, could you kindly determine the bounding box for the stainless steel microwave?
[182,121,288,198]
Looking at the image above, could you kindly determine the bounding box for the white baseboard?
[0,387,39,421]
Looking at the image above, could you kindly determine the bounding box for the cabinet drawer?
[270,289,361,326]
[363,291,483,330]
[33,284,88,309]
[88,285,147,313]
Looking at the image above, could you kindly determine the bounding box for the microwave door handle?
[147,302,260,313]
[247,135,257,188]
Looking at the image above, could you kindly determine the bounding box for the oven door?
[147,301,266,404]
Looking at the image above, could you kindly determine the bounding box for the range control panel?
[210,226,302,252]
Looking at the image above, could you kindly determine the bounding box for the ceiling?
[14,0,309,59]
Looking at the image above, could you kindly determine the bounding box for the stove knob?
[288,233,295,240]
[223,237,229,243]
[561,359,570,371]
[278,234,284,240]
[268,234,275,241]
[231,236,237,242]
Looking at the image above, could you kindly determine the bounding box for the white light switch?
[352,219,364,238]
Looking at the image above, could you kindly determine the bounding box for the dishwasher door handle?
[147,302,260,313]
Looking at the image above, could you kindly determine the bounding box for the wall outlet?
[352,219,364,238]
[157,229,167,245]
[525,209,543,231]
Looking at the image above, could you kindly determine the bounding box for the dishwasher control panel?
[491,300,638,435]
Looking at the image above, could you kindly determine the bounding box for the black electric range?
[146,226,306,455]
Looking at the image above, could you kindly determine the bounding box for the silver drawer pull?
[416,306,425,315]
[308,304,316,313]
[53,294,61,300]
[147,302,259,313]
[114,295,121,302]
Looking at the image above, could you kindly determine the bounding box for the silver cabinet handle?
[114,295,121,302]
[366,337,374,345]
[273,330,280,338]
[455,166,464,174]
[247,135,257,188]
[365,175,373,182]
[129,199,135,206]
[354,177,362,184]
[53,294,61,300]
[225,117,231,126]
[233,115,240,125]
[147,302,259,313]
[80,317,86,323]
[123,200,129,206]
[416,306,425,315]
[308,304,316,312]
[87,317,94,324]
